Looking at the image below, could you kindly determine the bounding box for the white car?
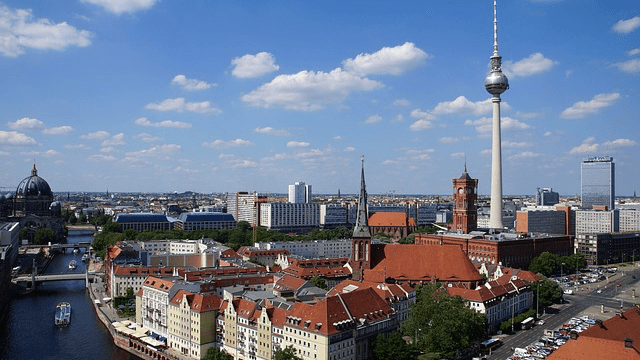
[597,289,602,294]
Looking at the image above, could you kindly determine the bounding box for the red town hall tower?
[452,164,478,234]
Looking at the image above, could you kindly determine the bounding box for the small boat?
[81,253,89,262]
[68,260,77,270]
[55,302,71,326]
[73,248,79,254]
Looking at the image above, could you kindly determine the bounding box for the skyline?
[0,0,638,196]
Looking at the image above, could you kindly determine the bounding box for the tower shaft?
[489,97,503,229]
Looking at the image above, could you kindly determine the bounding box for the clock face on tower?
[458,188,464,194]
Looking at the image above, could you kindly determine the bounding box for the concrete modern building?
[575,208,620,235]
[620,209,640,233]
[227,192,267,226]
[536,188,560,206]
[288,182,312,204]
[256,239,353,260]
[174,212,236,231]
[581,156,615,210]
[259,202,320,233]
[515,207,567,235]
[114,213,171,232]
[319,204,348,229]
[484,0,509,230]
[574,232,640,266]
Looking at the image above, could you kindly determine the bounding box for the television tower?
[484,0,509,230]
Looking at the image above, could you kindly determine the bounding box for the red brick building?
[368,212,417,241]
[452,166,478,234]
[415,232,573,269]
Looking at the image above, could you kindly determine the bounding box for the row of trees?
[529,251,587,278]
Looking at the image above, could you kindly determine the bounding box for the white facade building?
[620,209,640,232]
[260,203,319,232]
[575,209,620,235]
[289,182,312,204]
[320,204,348,228]
[256,239,352,259]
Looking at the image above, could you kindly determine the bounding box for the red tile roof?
[580,307,640,342]
[365,244,483,284]
[170,290,223,313]
[369,212,410,227]
[546,337,639,360]
[143,276,175,292]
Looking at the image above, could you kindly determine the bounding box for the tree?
[309,275,328,290]
[532,276,563,307]
[202,347,232,360]
[34,228,56,245]
[402,283,486,357]
[528,252,560,277]
[372,331,414,360]
[274,345,303,360]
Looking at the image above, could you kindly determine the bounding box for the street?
[486,264,640,360]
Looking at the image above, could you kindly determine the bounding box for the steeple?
[353,155,371,238]
[32,163,37,176]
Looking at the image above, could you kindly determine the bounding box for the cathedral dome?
[16,164,52,197]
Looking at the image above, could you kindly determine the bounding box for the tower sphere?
[485,68,509,95]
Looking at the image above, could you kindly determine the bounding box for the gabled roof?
[580,307,640,342]
[328,279,415,303]
[365,244,483,283]
[546,337,639,360]
[232,298,260,321]
[170,290,223,313]
[143,276,174,293]
[368,212,410,227]
[274,274,307,292]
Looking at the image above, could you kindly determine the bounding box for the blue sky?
[0,0,638,196]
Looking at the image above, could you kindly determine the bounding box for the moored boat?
[55,302,71,326]
[68,260,77,270]
[81,253,89,262]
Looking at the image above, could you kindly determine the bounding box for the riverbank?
[86,266,189,360]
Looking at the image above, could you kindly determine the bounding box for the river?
[0,231,140,360]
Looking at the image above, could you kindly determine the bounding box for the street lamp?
[561,262,565,280]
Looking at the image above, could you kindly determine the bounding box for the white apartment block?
[515,207,566,234]
[169,240,207,254]
[289,182,312,204]
[140,240,171,253]
[256,239,352,259]
[620,209,640,232]
[139,276,175,338]
[227,192,260,225]
[575,209,620,234]
[260,203,319,231]
[320,204,348,228]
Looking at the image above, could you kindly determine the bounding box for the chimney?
[570,331,579,340]
[624,338,633,348]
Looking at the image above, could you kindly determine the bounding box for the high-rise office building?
[536,187,559,206]
[288,182,312,204]
[581,157,615,210]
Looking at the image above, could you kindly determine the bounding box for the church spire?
[32,163,37,176]
[353,155,371,238]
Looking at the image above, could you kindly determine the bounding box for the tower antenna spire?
[493,0,499,55]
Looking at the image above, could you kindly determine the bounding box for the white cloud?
[432,96,495,116]
[134,117,192,129]
[464,116,531,135]
[628,48,640,56]
[21,149,59,157]
[502,140,531,148]
[560,92,621,119]
[405,148,435,161]
[544,131,553,137]
[344,146,355,152]
[450,152,465,159]
[80,0,158,15]
[364,114,382,124]
[611,59,640,73]
[80,130,110,140]
[408,108,437,131]
[503,53,557,78]
[171,75,215,91]
[342,42,429,75]
[390,114,404,123]
[231,52,279,78]
[569,137,636,155]
[134,132,164,143]
[612,16,640,34]
[88,154,116,162]
[480,149,492,156]
[202,139,254,149]
[8,117,44,130]
[100,147,115,153]
[42,126,74,135]
[254,127,291,136]
[508,151,541,160]
[125,144,181,159]
[64,144,89,150]
[145,98,222,114]
[101,133,126,147]
[439,137,459,144]
[287,141,310,147]
[232,160,257,168]
[333,135,343,140]
[0,5,92,57]
[241,68,382,111]
[394,99,410,107]
[0,131,37,145]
